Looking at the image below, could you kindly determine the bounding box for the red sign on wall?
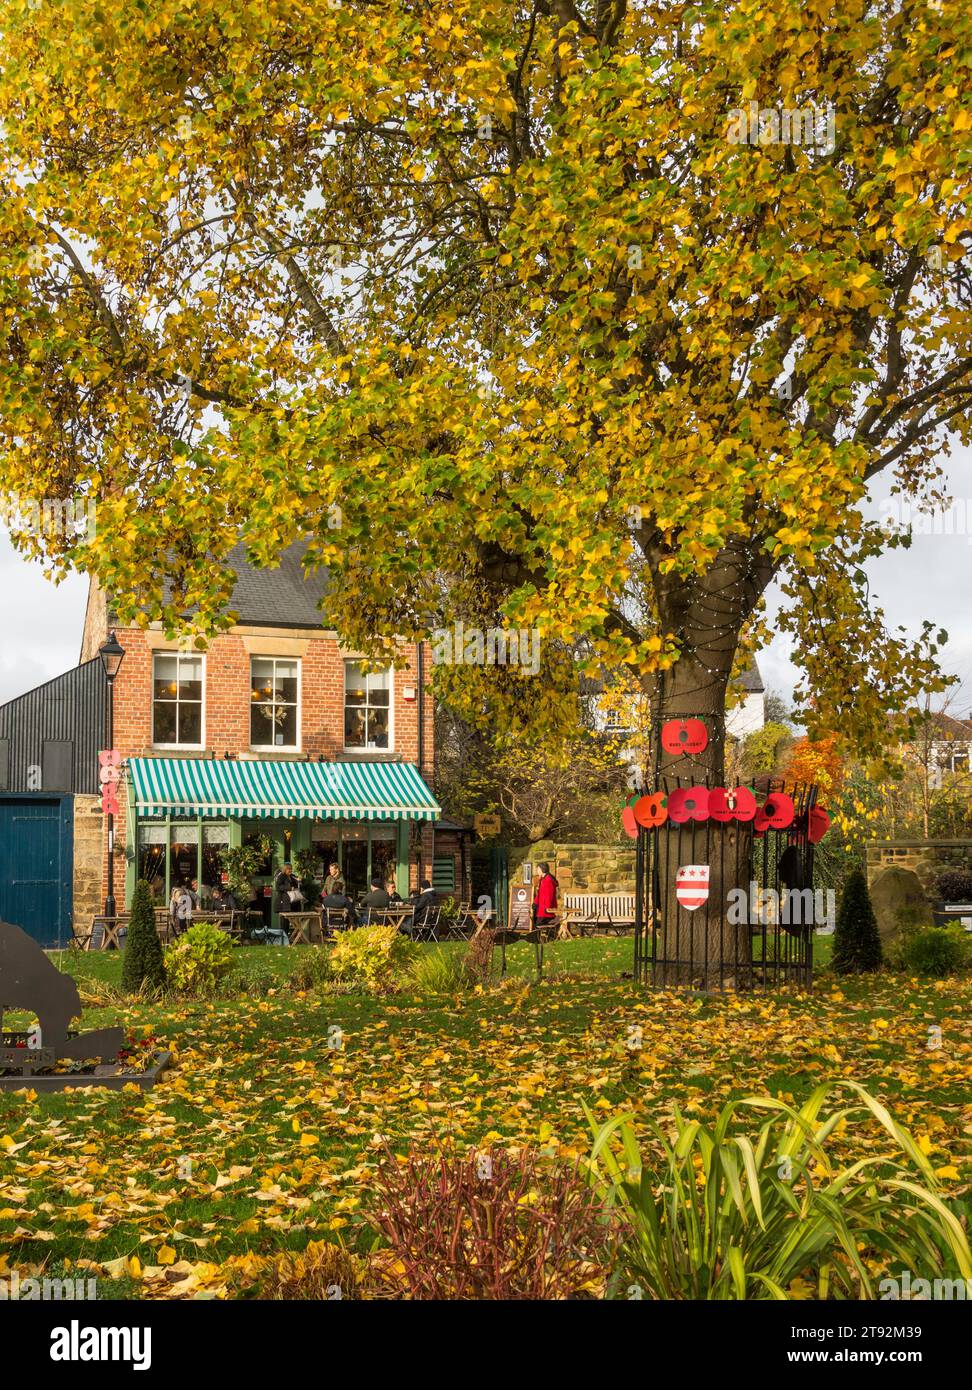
[99,750,121,815]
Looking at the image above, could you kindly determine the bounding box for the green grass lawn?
[0,932,965,1300]
[51,929,834,989]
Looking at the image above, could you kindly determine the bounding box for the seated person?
[320,889,357,929]
[360,876,390,912]
[215,885,241,913]
[409,880,438,932]
[385,879,403,904]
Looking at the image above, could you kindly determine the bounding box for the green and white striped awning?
[128,756,440,822]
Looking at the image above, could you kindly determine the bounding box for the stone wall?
[73,794,103,931]
[866,840,972,897]
[509,840,636,894]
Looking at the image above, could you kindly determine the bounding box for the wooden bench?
[561,892,637,937]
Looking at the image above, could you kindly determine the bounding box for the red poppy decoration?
[761,792,795,830]
[661,718,709,756]
[667,786,710,823]
[621,805,639,840]
[634,792,668,828]
[808,806,831,843]
[709,786,758,822]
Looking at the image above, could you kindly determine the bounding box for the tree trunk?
[649,651,755,988]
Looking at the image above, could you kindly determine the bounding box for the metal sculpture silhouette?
[0,920,124,1074]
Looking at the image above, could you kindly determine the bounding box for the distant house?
[586,656,766,779]
[902,709,972,780]
[725,660,766,741]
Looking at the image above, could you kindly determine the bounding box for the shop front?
[125,755,439,927]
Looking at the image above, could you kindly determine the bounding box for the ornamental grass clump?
[288,948,334,993]
[257,1240,361,1301]
[408,946,473,996]
[587,1080,972,1301]
[366,1146,612,1300]
[464,926,496,987]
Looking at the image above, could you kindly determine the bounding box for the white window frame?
[152,651,206,750]
[343,660,394,754]
[947,745,970,775]
[249,655,302,753]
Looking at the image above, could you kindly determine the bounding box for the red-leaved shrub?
[366,1146,612,1300]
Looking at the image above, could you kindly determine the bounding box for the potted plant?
[293,847,322,907]
[219,837,272,905]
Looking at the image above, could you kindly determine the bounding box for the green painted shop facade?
[125,755,440,924]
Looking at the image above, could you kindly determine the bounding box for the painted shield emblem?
[675,864,710,911]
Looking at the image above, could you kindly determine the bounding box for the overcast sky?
[759,440,972,720]
[1,441,970,713]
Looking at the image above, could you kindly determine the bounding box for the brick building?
[0,542,483,945]
[0,543,478,943]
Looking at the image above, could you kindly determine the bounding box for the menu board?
[509,885,532,933]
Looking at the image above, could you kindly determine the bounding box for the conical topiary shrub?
[121,880,167,995]
[832,869,883,975]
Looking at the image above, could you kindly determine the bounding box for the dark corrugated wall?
[0,658,105,795]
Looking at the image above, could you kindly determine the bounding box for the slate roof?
[739,659,764,694]
[223,542,329,628]
[920,710,972,741]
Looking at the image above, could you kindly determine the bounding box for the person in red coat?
[533,862,559,925]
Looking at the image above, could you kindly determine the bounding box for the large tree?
[1,1,969,761]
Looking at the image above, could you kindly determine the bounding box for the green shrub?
[587,1081,972,1300]
[889,926,971,978]
[165,922,235,997]
[234,968,280,998]
[327,924,418,992]
[121,880,166,996]
[289,948,334,992]
[409,947,471,996]
[832,869,883,975]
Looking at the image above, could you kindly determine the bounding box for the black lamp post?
[98,631,125,918]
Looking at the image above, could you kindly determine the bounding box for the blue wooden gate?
[0,795,73,948]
